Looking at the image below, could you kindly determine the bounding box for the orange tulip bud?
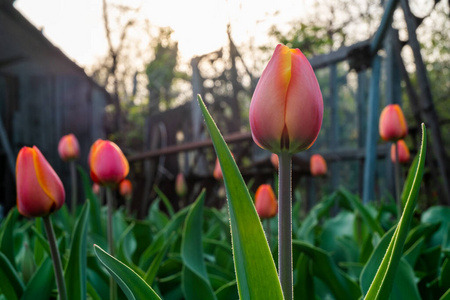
[310,154,327,177]
[16,146,65,217]
[391,140,410,164]
[255,184,278,219]
[58,134,80,162]
[175,173,187,197]
[270,153,279,170]
[379,104,408,142]
[119,179,132,198]
[213,158,223,181]
[249,44,323,154]
[88,139,129,186]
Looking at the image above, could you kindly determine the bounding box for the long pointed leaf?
[0,251,24,300]
[65,200,90,300]
[94,245,161,300]
[181,190,216,300]
[0,208,18,268]
[198,95,283,300]
[364,124,427,300]
[21,258,54,300]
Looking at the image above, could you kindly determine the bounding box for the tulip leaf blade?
[0,251,24,300]
[181,190,216,300]
[198,95,284,300]
[364,124,427,300]
[0,207,18,269]
[21,257,55,300]
[65,199,90,300]
[94,244,161,300]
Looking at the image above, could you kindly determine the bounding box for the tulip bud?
[213,158,223,181]
[249,44,323,154]
[379,104,408,142]
[119,179,132,198]
[92,183,100,195]
[88,139,129,186]
[16,146,65,217]
[175,173,187,197]
[254,184,278,219]
[270,153,279,170]
[58,134,80,162]
[391,140,410,164]
[310,154,327,177]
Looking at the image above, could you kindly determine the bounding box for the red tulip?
[119,179,132,198]
[88,139,129,186]
[310,154,327,177]
[270,153,279,170]
[58,134,80,162]
[255,184,278,219]
[249,44,323,154]
[379,104,408,142]
[175,173,187,197]
[16,146,65,217]
[391,140,410,164]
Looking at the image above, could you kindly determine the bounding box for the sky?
[14,0,311,68]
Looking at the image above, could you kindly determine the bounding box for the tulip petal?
[250,44,292,152]
[285,49,323,152]
[90,141,129,185]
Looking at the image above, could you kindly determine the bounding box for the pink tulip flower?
[249,44,323,154]
[88,139,129,186]
[255,184,278,219]
[57,134,80,162]
[379,104,408,142]
[16,146,65,217]
[119,179,132,198]
[391,140,410,164]
[310,154,327,177]
[175,173,187,197]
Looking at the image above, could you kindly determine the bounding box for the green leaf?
[0,251,24,300]
[198,95,283,300]
[364,123,427,300]
[64,199,90,300]
[421,206,450,249]
[21,258,54,300]
[94,245,161,300]
[292,240,361,300]
[293,253,314,299]
[181,190,216,300]
[154,185,175,217]
[78,166,103,237]
[0,208,18,268]
[338,188,384,236]
[215,281,238,300]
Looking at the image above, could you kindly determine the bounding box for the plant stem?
[394,142,402,219]
[43,215,68,300]
[106,187,117,300]
[70,161,77,215]
[278,152,293,300]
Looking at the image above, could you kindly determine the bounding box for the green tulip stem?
[43,215,68,300]
[278,152,293,300]
[394,142,402,219]
[70,161,77,215]
[106,187,117,300]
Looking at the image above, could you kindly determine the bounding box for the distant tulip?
[213,158,223,181]
[58,134,80,162]
[379,104,408,142]
[88,139,129,186]
[255,184,278,219]
[119,179,132,198]
[249,44,323,154]
[92,183,100,195]
[175,173,187,197]
[310,154,327,176]
[16,146,65,217]
[270,153,279,170]
[391,140,410,164]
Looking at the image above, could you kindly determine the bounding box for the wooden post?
[0,114,15,176]
[363,55,381,204]
[329,64,339,191]
[357,71,367,196]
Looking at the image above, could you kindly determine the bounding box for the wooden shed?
[0,0,109,213]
